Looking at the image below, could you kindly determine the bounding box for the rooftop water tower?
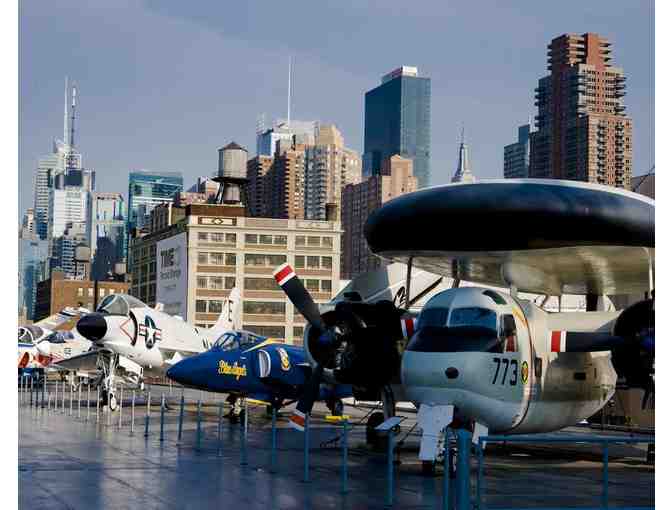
[214,142,248,205]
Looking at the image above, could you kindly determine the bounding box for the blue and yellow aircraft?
[166,330,351,421]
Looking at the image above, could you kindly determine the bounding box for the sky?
[18,0,654,215]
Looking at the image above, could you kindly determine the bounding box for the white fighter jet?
[18,307,91,370]
[276,179,654,472]
[55,289,242,410]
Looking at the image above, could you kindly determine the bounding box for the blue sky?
[19,0,654,214]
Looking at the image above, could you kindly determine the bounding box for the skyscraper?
[19,225,48,319]
[363,66,431,188]
[504,123,533,179]
[88,192,127,280]
[529,33,632,188]
[451,130,476,184]
[127,170,183,232]
[305,125,362,220]
[256,119,318,156]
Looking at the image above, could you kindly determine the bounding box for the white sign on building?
[156,232,188,318]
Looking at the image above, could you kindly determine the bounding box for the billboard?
[156,232,188,318]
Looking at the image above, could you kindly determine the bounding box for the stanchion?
[386,429,394,507]
[443,428,452,510]
[240,402,248,466]
[303,414,310,482]
[78,383,82,419]
[602,442,609,509]
[86,384,90,422]
[341,419,349,494]
[118,388,124,429]
[196,400,202,451]
[29,377,34,407]
[96,387,100,423]
[176,393,185,444]
[217,401,224,456]
[69,382,73,416]
[61,380,66,413]
[41,376,46,408]
[270,407,277,473]
[160,394,166,442]
[456,429,471,510]
[144,391,151,438]
[130,391,136,435]
[476,440,484,510]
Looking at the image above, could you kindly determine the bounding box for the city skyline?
[19,2,654,215]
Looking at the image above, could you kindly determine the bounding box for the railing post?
[270,406,277,472]
[29,376,34,407]
[341,418,349,494]
[130,390,136,435]
[177,394,185,443]
[86,384,90,421]
[476,439,484,510]
[69,382,73,416]
[240,401,248,466]
[42,375,46,408]
[96,387,100,423]
[61,380,66,413]
[218,401,224,456]
[602,441,609,509]
[303,414,310,482]
[444,428,452,510]
[118,387,124,429]
[78,383,82,419]
[196,400,203,451]
[456,428,471,510]
[385,429,394,507]
[160,394,166,442]
[144,391,151,438]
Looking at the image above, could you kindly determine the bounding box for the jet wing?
[365,179,654,296]
[52,350,100,372]
[32,307,88,332]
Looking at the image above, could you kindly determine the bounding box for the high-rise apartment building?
[529,33,632,188]
[266,141,308,220]
[341,155,417,279]
[504,124,533,179]
[305,125,362,220]
[363,66,431,188]
[48,188,88,240]
[127,170,183,232]
[88,192,127,280]
[256,119,318,156]
[246,155,274,217]
[51,222,88,278]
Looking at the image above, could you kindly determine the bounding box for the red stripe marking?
[404,318,414,338]
[551,331,561,353]
[289,413,305,429]
[274,265,295,285]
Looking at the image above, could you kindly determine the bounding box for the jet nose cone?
[166,361,188,385]
[76,313,108,342]
[35,340,51,356]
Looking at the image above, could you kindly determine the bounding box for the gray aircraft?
[275,179,654,472]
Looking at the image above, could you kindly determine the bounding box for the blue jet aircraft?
[166,330,351,421]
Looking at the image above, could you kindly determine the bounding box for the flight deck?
[19,384,654,510]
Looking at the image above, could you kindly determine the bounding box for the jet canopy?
[213,331,267,351]
[96,294,146,316]
[18,325,44,344]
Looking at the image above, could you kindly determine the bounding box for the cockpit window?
[417,308,449,329]
[42,331,75,344]
[214,332,239,351]
[450,307,497,332]
[97,294,145,316]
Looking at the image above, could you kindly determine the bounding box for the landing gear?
[227,397,245,424]
[98,354,119,411]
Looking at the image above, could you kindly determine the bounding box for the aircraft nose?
[76,313,108,342]
[35,340,51,356]
[166,358,195,386]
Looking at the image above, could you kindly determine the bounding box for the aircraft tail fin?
[211,287,241,333]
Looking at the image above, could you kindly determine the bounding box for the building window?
[198,232,208,241]
[210,276,224,290]
[322,237,333,248]
[243,301,285,315]
[225,276,236,289]
[77,288,84,297]
[210,253,224,265]
[197,276,208,288]
[296,236,306,247]
[259,234,273,244]
[274,235,287,246]
[198,252,208,264]
[307,256,320,269]
[225,253,236,266]
[244,277,280,291]
[293,326,304,339]
[304,279,320,292]
[245,234,258,244]
[322,256,332,269]
[196,300,207,313]
[244,253,287,267]
[321,280,332,293]
[244,325,285,338]
[88,288,93,297]
[295,256,305,269]
[99,289,105,297]
[211,232,224,243]
[307,236,321,247]
[209,300,223,313]
[226,233,236,244]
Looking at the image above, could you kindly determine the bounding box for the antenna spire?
[460,122,465,144]
[69,82,77,149]
[287,56,291,130]
[63,76,69,146]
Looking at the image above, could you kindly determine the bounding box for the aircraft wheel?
[108,393,118,411]
[101,389,109,406]
[366,411,385,446]
[421,460,437,476]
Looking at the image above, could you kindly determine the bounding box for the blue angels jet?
[166,330,352,422]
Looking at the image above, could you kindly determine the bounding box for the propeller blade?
[289,364,324,431]
[273,263,326,332]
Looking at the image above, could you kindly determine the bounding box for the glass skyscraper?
[88,192,127,280]
[363,66,431,188]
[127,170,183,232]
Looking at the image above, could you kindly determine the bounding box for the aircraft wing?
[52,350,101,372]
[365,179,654,296]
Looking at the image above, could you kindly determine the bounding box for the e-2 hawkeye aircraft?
[274,179,654,472]
[166,330,352,422]
[55,289,242,410]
